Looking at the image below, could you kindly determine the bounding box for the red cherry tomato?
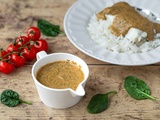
[0,49,10,61]
[10,54,26,67]
[27,27,41,41]
[0,61,14,74]
[16,36,30,47]
[34,39,48,52]
[0,49,8,58]
[22,46,37,61]
[7,43,19,53]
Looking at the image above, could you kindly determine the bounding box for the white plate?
[64,0,160,66]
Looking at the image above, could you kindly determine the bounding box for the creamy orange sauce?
[36,60,84,90]
[96,2,160,41]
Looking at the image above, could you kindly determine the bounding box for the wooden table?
[0,0,160,119]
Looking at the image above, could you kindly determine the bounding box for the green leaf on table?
[37,19,65,37]
[0,89,32,107]
[124,76,156,100]
[87,91,117,114]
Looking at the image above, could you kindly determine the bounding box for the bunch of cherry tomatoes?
[0,26,48,74]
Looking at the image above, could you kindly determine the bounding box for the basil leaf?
[87,91,117,114]
[37,19,65,37]
[124,76,156,100]
[0,89,32,107]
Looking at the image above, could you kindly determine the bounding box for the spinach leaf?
[0,89,32,107]
[37,19,65,37]
[124,76,156,100]
[87,91,117,114]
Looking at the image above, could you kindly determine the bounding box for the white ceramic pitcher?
[32,51,89,109]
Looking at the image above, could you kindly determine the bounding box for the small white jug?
[32,51,89,109]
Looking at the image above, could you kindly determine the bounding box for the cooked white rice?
[87,14,160,53]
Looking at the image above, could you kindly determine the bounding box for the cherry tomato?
[22,46,37,61]
[34,39,48,52]
[16,36,30,47]
[0,49,10,61]
[7,43,19,53]
[27,27,41,41]
[0,61,14,74]
[10,54,26,67]
[0,49,8,58]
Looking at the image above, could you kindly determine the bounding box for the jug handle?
[36,51,48,60]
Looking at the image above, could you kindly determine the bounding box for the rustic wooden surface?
[0,0,160,120]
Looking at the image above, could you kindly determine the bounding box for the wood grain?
[0,0,160,120]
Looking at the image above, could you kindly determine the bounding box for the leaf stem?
[105,91,117,96]
[59,31,65,35]
[19,99,32,105]
[137,89,156,100]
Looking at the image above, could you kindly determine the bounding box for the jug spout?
[70,85,85,97]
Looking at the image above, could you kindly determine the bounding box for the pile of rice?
[87,14,160,53]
